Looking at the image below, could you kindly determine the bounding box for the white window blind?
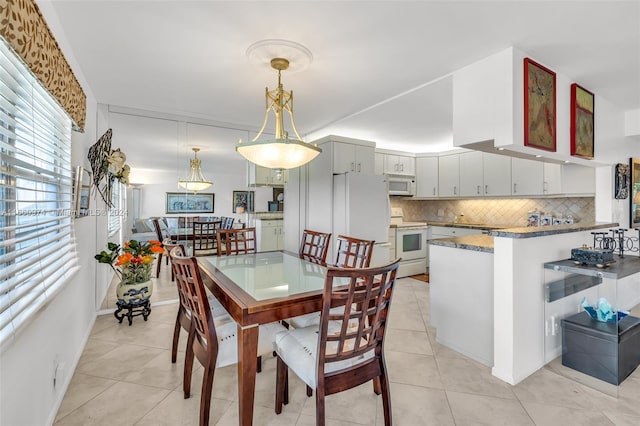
[0,39,79,348]
[107,181,122,235]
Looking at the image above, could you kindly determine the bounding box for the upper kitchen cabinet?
[247,163,288,186]
[438,154,460,197]
[483,152,512,196]
[383,154,415,176]
[562,164,595,195]
[416,156,438,197]
[374,153,385,175]
[332,141,375,174]
[543,163,562,195]
[511,157,543,195]
[459,151,484,197]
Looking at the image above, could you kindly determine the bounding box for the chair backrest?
[151,218,169,242]
[219,216,235,229]
[216,228,256,256]
[192,221,220,256]
[169,247,218,356]
[318,260,400,377]
[335,235,375,268]
[299,229,331,264]
[178,216,200,229]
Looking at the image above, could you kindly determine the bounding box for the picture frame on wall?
[73,166,92,218]
[614,163,630,200]
[232,190,254,213]
[166,192,214,214]
[631,158,640,229]
[524,58,556,152]
[570,83,595,159]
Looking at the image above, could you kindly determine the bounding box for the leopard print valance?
[0,0,86,131]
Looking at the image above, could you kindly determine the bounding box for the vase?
[116,280,154,305]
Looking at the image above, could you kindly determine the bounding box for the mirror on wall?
[631,158,640,229]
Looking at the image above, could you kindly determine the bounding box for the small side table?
[114,299,151,326]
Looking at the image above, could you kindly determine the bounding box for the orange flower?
[149,240,162,246]
[124,241,131,248]
[150,245,165,254]
[115,252,133,266]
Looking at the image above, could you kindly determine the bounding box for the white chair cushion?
[287,306,354,329]
[215,321,287,369]
[274,322,374,389]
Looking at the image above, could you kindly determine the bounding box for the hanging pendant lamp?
[178,148,212,192]
[236,57,321,170]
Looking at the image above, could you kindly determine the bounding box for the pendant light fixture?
[236,56,321,170]
[178,148,212,192]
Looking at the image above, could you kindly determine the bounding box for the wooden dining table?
[197,250,334,426]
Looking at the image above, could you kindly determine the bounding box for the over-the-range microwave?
[387,175,415,196]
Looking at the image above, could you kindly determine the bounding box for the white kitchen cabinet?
[256,219,284,252]
[562,164,595,194]
[438,154,460,197]
[247,163,288,186]
[429,226,484,239]
[333,142,375,174]
[482,152,511,196]
[511,157,543,195]
[383,154,415,175]
[459,151,484,197]
[543,163,562,195]
[416,156,439,197]
[374,153,385,175]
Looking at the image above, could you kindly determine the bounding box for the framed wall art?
[614,163,629,199]
[570,83,595,159]
[631,158,640,229]
[73,166,92,218]
[232,190,254,213]
[165,192,214,214]
[524,58,556,152]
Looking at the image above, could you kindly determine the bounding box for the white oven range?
[389,208,428,278]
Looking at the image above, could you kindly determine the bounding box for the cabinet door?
[333,142,356,173]
[562,164,595,194]
[354,144,375,174]
[276,224,284,250]
[416,157,438,197]
[255,165,272,185]
[398,155,415,175]
[374,153,385,175]
[459,151,484,197]
[438,154,460,197]
[511,158,543,195]
[543,163,562,195]
[483,153,511,196]
[383,154,398,174]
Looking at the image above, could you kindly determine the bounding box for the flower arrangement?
[95,240,164,284]
[88,128,131,207]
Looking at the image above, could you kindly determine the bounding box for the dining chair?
[178,216,200,229]
[287,235,375,329]
[170,248,286,426]
[152,218,172,278]
[216,228,256,256]
[165,243,229,364]
[299,229,331,264]
[274,259,401,426]
[192,220,220,256]
[219,216,235,229]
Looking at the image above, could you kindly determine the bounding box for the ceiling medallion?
[245,39,313,73]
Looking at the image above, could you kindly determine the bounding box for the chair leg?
[284,368,289,405]
[306,385,313,397]
[379,367,393,426]
[275,356,287,414]
[171,311,181,363]
[199,364,215,426]
[183,329,195,399]
[155,252,163,278]
[257,355,262,373]
[373,376,381,395]
[315,387,326,426]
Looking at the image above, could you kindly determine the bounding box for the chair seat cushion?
[215,321,287,369]
[287,306,353,329]
[274,322,374,389]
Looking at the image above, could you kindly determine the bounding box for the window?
[107,181,123,235]
[0,39,78,347]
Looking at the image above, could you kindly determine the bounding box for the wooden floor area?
[410,273,429,282]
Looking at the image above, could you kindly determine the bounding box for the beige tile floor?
[58,267,640,426]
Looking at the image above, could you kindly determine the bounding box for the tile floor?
[57,269,640,425]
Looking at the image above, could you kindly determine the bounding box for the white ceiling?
[43,1,639,156]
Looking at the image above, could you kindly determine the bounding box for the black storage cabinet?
[561,311,640,385]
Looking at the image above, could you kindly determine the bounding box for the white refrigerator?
[332,173,391,266]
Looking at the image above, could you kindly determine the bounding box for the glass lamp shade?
[178,156,212,192]
[236,138,321,169]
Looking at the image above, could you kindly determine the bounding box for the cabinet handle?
[357,163,361,172]
[401,164,404,171]
[543,181,548,193]
[477,185,480,195]
[351,162,355,172]
[513,183,517,193]
[485,184,489,194]
[454,186,457,195]
[433,187,436,196]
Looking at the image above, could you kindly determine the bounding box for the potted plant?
[95,239,164,306]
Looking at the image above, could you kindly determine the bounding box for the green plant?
[95,239,163,284]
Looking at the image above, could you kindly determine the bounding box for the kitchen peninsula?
[429,222,623,385]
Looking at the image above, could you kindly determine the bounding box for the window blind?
[107,181,122,235]
[0,39,79,348]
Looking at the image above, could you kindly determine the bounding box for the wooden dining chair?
[152,218,172,278]
[192,220,220,256]
[170,248,286,426]
[274,259,401,426]
[216,228,256,256]
[299,229,331,264]
[219,216,235,230]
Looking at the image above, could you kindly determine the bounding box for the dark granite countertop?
[429,234,494,253]
[544,254,640,280]
[426,222,511,230]
[489,222,619,239]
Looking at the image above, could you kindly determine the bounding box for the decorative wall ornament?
[614,163,630,199]
[88,129,130,207]
[0,0,87,131]
[570,83,595,159]
[524,58,556,152]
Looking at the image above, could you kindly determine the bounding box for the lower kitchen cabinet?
[255,219,284,252]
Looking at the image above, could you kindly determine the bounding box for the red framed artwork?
[570,83,594,159]
[524,58,556,152]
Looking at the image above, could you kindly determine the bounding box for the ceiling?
[43,1,639,157]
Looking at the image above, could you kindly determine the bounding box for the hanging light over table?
[236,57,321,170]
[178,147,212,192]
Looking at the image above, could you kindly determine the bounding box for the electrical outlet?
[437,209,444,217]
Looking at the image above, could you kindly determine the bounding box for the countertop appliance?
[332,173,391,266]
[387,174,415,196]
[389,208,428,277]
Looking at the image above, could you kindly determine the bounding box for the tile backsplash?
[392,197,595,227]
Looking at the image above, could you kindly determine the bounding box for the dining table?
[197,250,338,426]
